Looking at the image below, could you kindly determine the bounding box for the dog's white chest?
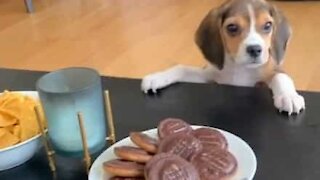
[214,64,261,87]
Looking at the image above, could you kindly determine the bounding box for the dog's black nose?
[247,45,262,58]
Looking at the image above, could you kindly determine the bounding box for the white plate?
[89,125,257,180]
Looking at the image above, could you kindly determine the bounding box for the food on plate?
[192,127,228,150]
[103,159,145,177]
[103,118,238,180]
[114,146,152,163]
[158,133,202,161]
[109,177,145,180]
[0,91,46,149]
[157,118,193,139]
[130,132,158,153]
[144,153,173,174]
[191,148,238,180]
[145,153,200,180]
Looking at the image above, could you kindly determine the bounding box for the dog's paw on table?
[141,72,177,93]
[273,92,305,115]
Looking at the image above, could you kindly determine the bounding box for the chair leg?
[24,0,34,13]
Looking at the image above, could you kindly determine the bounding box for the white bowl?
[0,134,41,171]
[0,91,42,171]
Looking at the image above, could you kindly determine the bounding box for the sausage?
[130,132,158,154]
[103,159,145,177]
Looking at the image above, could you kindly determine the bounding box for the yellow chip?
[1,94,24,114]
[0,90,12,107]
[5,125,14,134]
[13,125,21,138]
[18,104,40,141]
[0,108,18,127]
[0,128,20,149]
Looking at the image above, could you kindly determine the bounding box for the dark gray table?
[0,68,319,180]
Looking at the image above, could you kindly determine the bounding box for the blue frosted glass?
[36,67,107,157]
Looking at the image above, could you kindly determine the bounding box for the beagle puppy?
[141,0,305,115]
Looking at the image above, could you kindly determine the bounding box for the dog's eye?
[226,24,240,36]
[263,22,273,33]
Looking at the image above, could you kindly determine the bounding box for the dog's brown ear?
[269,5,292,65]
[195,7,226,70]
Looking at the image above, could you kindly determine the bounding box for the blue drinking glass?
[36,67,107,157]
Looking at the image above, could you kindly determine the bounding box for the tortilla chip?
[18,104,39,141]
[0,108,18,127]
[13,125,21,139]
[0,128,20,149]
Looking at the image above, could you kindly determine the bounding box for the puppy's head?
[195,0,291,69]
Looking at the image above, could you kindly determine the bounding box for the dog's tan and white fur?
[141,0,305,115]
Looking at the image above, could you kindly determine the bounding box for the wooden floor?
[1,0,320,91]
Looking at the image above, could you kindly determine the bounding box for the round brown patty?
[158,118,193,139]
[192,127,228,150]
[190,149,238,180]
[158,133,202,161]
[144,153,173,174]
[145,153,200,180]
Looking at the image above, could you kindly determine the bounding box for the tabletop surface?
[0,68,320,180]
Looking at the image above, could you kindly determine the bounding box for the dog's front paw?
[273,92,305,115]
[141,72,177,93]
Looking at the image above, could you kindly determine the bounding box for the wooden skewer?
[105,90,116,144]
[34,106,56,172]
[77,112,91,174]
